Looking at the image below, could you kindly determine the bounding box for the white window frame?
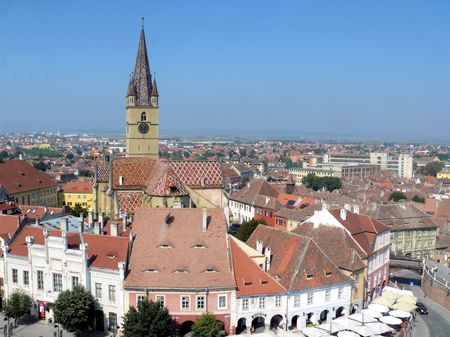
[338,288,343,300]
[218,294,227,310]
[275,295,282,308]
[181,295,190,311]
[294,295,300,307]
[258,297,266,309]
[325,289,331,301]
[242,298,249,311]
[137,294,146,305]
[53,273,63,293]
[307,292,313,305]
[196,295,206,310]
[156,295,165,307]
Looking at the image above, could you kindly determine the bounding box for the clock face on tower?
[138,122,149,134]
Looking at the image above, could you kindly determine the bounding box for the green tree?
[4,291,32,325]
[302,174,342,192]
[66,152,74,160]
[33,161,49,171]
[420,161,445,177]
[123,299,172,337]
[239,148,247,157]
[53,285,96,334]
[192,313,223,337]
[236,219,266,242]
[412,195,426,203]
[390,191,407,202]
[78,169,94,177]
[69,203,88,217]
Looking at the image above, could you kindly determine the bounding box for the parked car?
[416,302,428,315]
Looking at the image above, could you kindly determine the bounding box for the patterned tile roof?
[145,164,188,196]
[169,161,223,189]
[96,164,109,183]
[117,191,143,215]
[112,157,157,189]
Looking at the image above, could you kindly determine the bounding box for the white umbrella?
[364,322,392,334]
[361,308,382,318]
[396,294,417,304]
[368,303,389,313]
[389,309,411,319]
[316,321,346,334]
[302,327,332,337]
[379,316,403,325]
[337,331,360,337]
[334,316,362,329]
[348,312,377,324]
[349,325,377,337]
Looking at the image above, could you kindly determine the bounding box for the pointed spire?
[127,73,136,97]
[151,74,159,97]
[132,24,152,106]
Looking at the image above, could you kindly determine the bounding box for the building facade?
[59,180,93,209]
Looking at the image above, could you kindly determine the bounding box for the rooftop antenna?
[141,16,145,28]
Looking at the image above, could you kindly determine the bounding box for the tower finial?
[141,16,144,28]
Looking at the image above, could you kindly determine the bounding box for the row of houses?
[0,201,390,336]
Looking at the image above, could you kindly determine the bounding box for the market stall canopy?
[368,303,390,313]
[348,312,378,324]
[361,309,382,318]
[337,331,360,337]
[372,296,395,307]
[389,309,411,319]
[316,321,346,334]
[379,316,403,325]
[302,327,332,337]
[390,301,416,312]
[349,325,377,337]
[364,322,392,334]
[334,317,362,329]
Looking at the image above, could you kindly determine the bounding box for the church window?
[141,112,146,121]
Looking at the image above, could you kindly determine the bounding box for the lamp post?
[3,316,11,337]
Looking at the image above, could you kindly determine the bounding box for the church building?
[92,25,225,219]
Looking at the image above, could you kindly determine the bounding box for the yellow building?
[59,181,93,209]
[437,168,450,180]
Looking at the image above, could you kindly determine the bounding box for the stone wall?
[421,267,450,311]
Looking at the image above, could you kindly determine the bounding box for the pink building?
[124,208,236,336]
[329,208,391,300]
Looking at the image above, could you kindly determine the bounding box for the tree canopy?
[389,191,407,202]
[236,218,266,242]
[302,173,342,192]
[412,195,426,203]
[68,203,88,217]
[419,161,445,177]
[123,299,172,337]
[53,285,96,334]
[192,313,223,337]
[4,291,32,324]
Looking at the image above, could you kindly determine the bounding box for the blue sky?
[1,1,449,140]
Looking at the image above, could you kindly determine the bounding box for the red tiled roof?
[247,226,352,291]
[0,160,57,194]
[18,205,64,220]
[8,226,128,270]
[61,181,92,194]
[0,214,21,238]
[230,238,286,296]
[230,178,279,205]
[329,208,390,255]
[125,208,235,289]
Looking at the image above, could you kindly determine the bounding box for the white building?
[2,224,129,332]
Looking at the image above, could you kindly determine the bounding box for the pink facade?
[127,290,233,336]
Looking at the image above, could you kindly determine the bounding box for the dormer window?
[141,111,146,121]
[169,186,178,194]
[306,273,313,280]
[202,268,218,273]
[174,268,188,273]
[158,244,173,248]
[325,271,332,277]
[144,268,159,273]
[192,244,207,249]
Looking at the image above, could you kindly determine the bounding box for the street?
[410,285,450,337]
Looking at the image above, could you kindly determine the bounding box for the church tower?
[125,22,159,158]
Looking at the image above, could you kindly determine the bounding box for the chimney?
[111,223,119,237]
[340,208,347,221]
[94,222,101,235]
[353,205,360,214]
[35,218,40,226]
[344,203,351,211]
[119,175,124,185]
[256,239,263,254]
[123,212,128,230]
[60,217,69,232]
[25,235,34,246]
[98,212,104,227]
[264,247,271,271]
[313,210,320,228]
[202,208,208,232]
[88,210,94,227]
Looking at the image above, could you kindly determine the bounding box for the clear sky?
[1,0,449,140]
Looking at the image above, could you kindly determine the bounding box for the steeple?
[132,24,153,106]
[150,76,159,107]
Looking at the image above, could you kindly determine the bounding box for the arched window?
[141,111,146,121]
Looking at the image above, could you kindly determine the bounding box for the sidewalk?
[0,312,108,337]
